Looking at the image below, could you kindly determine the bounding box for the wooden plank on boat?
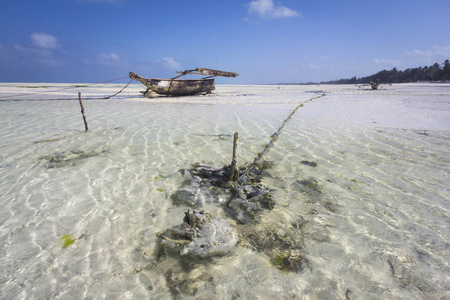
[177,68,239,78]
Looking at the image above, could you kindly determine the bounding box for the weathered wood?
[78,92,88,132]
[177,68,239,78]
[227,132,239,182]
[370,79,380,90]
[129,72,215,96]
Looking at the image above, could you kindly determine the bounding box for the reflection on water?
[0,83,449,299]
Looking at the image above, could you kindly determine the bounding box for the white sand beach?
[0,82,449,299]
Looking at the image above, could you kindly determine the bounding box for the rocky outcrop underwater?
[156,157,309,273]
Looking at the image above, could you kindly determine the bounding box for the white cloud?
[308,64,321,70]
[157,57,182,69]
[2,32,131,71]
[14,44,62,66]
[373,58,401,66]
[30,33,61,49]
[0,34,63,67]
[406,45,450,64]
[247,0,300,19]
[433,45,450,57]
[95,52,129,67]
[99,53,120,62]
[406,49,430,57]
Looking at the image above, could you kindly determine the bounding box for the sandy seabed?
[0,82,449,299]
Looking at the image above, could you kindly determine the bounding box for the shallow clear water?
[0,83,449,299]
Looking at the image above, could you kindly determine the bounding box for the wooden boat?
[370,79,380,90]
[129,68,239,97]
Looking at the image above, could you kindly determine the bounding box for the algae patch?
[19,86,51,89]
[240,227,308,273]
[295,178,322,193]
[300,160,318,167]
[59,234,76,249]
[39,148,108,168]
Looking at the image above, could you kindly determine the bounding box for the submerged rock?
[240,227,308,273]
[157,210,237,257]
[164,268,214,297]
[224,183,274,224]
[291,215,308,229]
[171,165,229,207]
[171,162,275,224]
[386,252,436,293]
[39,149,108,168]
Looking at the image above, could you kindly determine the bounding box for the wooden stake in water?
[78,92,88,132]
[228,132,239,182]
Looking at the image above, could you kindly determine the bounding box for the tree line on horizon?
[322,59,450,84]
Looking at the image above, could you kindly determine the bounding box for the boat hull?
[129,72,215,96]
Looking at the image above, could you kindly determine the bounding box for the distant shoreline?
[275,81,450,86]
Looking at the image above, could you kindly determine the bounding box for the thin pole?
[228,132,239,182]
[78,92,88,132]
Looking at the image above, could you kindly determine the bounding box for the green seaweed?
[156,188,164,192]
[151,174,166,182]
[295,178,322,194]
[272,255,291,273]
[273,255,284,265]
[60,234,76,249]
[304,181,320,191]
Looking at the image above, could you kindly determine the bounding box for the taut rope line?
[102,79,133,99]
[249,93,326,168]
[0,76,130,100]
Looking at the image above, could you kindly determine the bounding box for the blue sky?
[1,0,449,84]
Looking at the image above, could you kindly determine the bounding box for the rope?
[199,78,206,93]
[0,76,130,100]
[166,79,174,96]
[250,93,326,167]
[102,79,133,99]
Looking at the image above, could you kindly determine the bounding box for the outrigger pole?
[176,68,239,78]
